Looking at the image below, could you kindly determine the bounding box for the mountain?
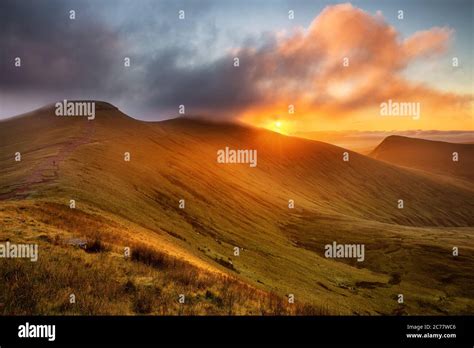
[1,102,473,315]
[370,135,474,181]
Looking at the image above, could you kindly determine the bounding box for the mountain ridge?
[370,135,474,181]
[1,103,473,314]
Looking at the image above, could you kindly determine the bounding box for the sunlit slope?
[1,104,473,314]
[154,118,474,227]
[370,135,474,181]
[0,102,128,196]
[2,106,473,226]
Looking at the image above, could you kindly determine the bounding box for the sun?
[260,118,287,134]
[271,120,287,134]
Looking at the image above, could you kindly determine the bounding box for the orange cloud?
[236,3,472,131]
[403,27,453,60]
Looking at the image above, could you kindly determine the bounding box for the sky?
[1,0,473,132]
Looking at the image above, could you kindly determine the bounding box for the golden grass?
[0,201,328,315]
[1,107,473,315]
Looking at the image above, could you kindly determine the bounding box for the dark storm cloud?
[0,0,124,94]
[0,0,228,118]
[142,47,267,116]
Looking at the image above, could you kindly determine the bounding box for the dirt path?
[0,121,95,200]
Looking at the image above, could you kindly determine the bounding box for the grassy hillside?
[370,135,474,182]
[0,200,323,315]
[1,103,473,315]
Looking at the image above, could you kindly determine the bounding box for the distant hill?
[1,102,473,315]
[370,135,474,181]
[292,130,474,154]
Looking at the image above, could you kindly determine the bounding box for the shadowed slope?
[370,135,474,181]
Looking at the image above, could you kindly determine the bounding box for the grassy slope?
[0,104,473,315]
[370,135,474,182]
[0,200,323,315]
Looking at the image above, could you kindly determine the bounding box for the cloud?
[0,0,216,117]
[403,27,453,60]
[0,0,125,93]
[140,2,471,131]
[0,1,471,129]
[233,4,467,123]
